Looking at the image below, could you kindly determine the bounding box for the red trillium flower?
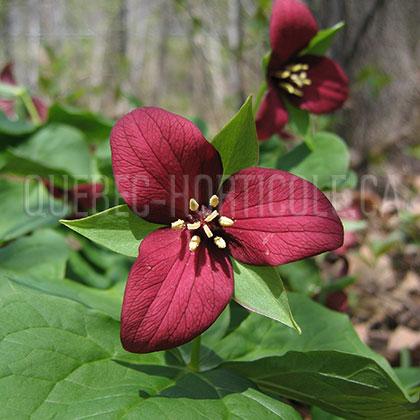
[256,0,348,140]
[111,107,343,353]
[43,180,104,218]
[0,62,48,122]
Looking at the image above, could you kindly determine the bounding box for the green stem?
[189,335,201,371]
[253,80,267,116]
[19,89,42,125]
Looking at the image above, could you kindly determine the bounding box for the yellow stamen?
[204,210,219,223]
[187,221,201,230]
[203,224,213,238]
[301,64,309,71]
[189,198,199,212]
[274,70,291,79]
[290,74,304,88]
[280,82,303,97]
[171,219,185,229]
[298,72,312,86]
[209,194,219,207]
[189,235,201,251]
[218,216,234,227]
[286,63,303,72]
[214,236,226,249]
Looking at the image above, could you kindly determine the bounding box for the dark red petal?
[69,183,104,210]
[0,62,16,85]
[32,97,48,122]
[0,99,15,118]
[111,107,223,224]
[256,88,289,141]
[220,167,343,266]
[269,0,318,66]
[325,291,348,312]
[291,55,348,114]
[121,227,233,353]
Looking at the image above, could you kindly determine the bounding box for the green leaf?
[232,260,300,333]
[0,285,303,419]
[2,151,80,187]
[0,111,36,137]
[1,271,123,320]
[214,294,420,420]
[0,229,69,281]
[395,367,420,392]
[300,22,345,56]
[311,406,345,420]
[0,178,70,243]
[276,131,349,190]
[212,95,259,183]
[48,103,113,142]
[188,116,209,137]
[8,123,94,179]
[342,219,368,232]
[277,259,322,297]
[67,249,113,289]
[262,51,271,74]
[60,204,164,257]
[335,170,358,190]
[283,97,311,143]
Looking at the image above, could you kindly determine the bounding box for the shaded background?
[1,0,419,160]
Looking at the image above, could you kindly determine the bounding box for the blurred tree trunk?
[308,0,420,164]
[101,0,128,113]
[0,1,12,61]
[152,0,172,106]
[228,0,245,109]
[26,0,40,89]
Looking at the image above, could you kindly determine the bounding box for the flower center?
[273,63,311,97]
[170,194,234,252]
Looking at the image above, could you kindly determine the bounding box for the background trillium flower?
[256,0,349,140]
[0,62,48,122]
[111,107,343,353]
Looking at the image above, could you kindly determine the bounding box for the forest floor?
[335,145,420,368]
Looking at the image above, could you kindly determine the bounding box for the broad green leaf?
[48,103,113,142]
[67,249,113,289]
[258,134,288,169]
[212,95,259,182]
[335,170,358,190]
[232,260,300,332]
[213,294,420,420]
[61,204,164,257]
[277,259,322,296]
[9,123,94,179]
[311,406,345,420]
[0,110,36,137]
[300,22,345,56]
[188,116,209,137]
[0,178,70,243]
[276,131,349,190]
[1,271,123,320]
[283,97,311,144]
[0,229,69,281]
[395,367,420,392]
[0,285,302,419]
[2,151,80,187]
